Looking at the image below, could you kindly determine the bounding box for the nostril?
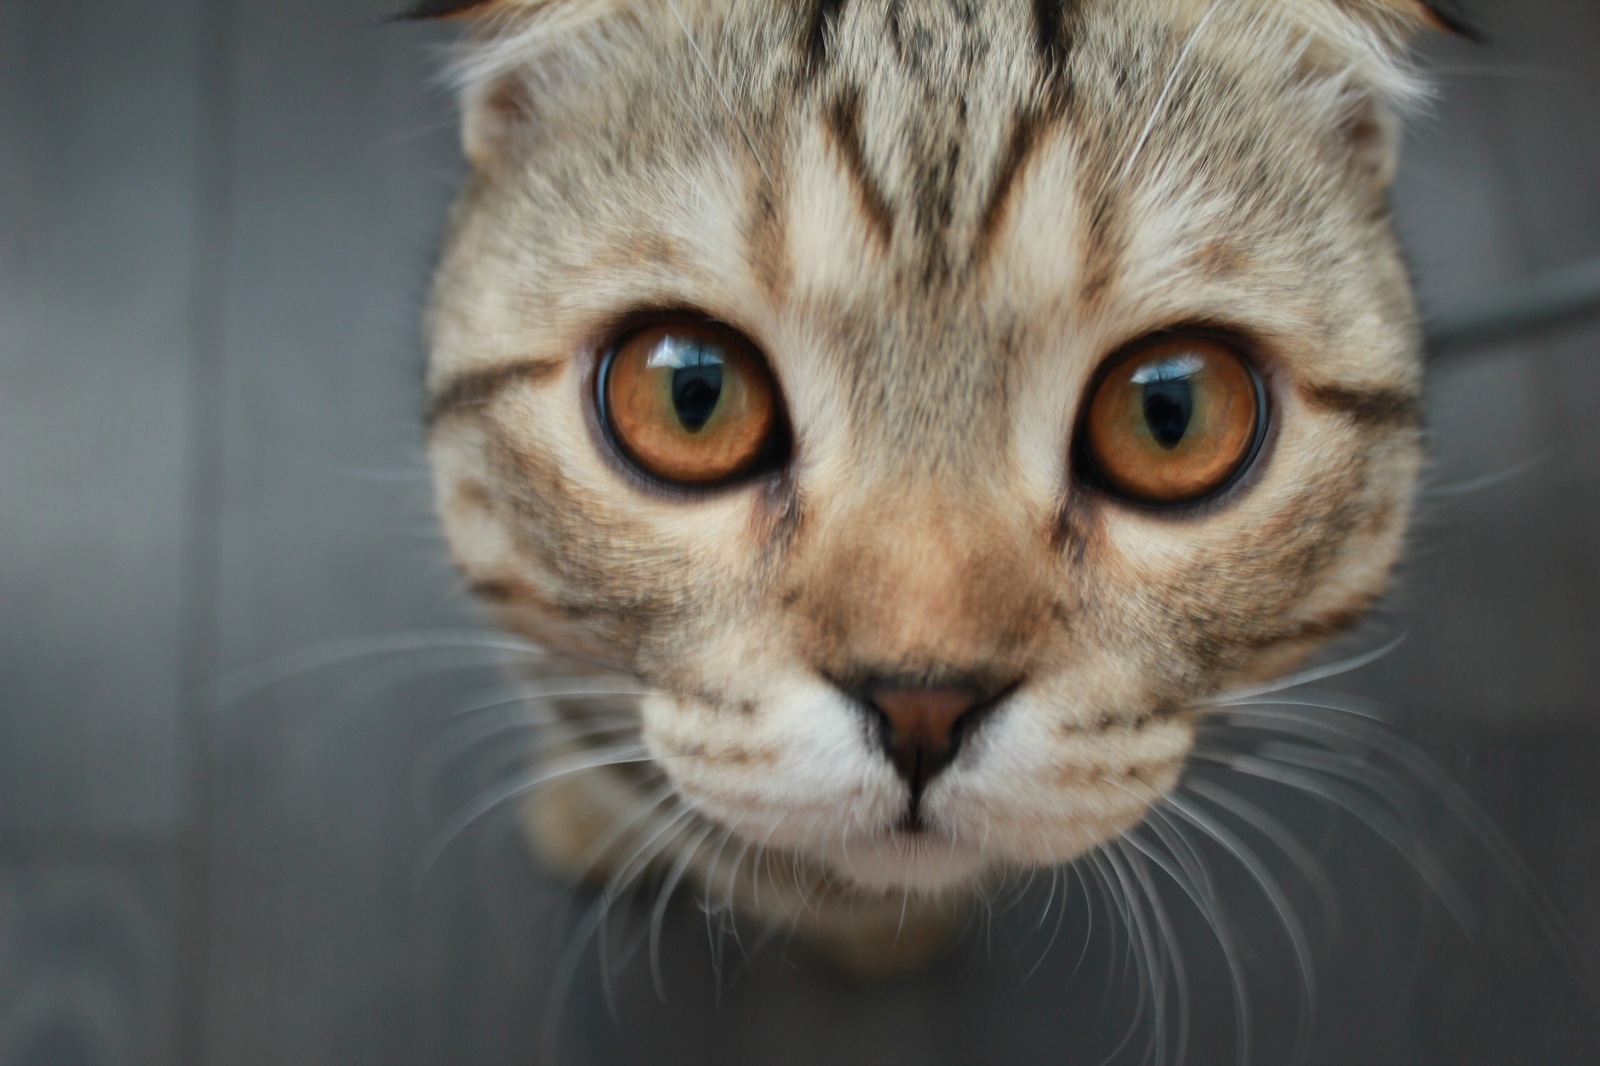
[859,679,1015,794]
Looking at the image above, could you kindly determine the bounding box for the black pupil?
[1142,375,1194,450]
[671,352,725,432]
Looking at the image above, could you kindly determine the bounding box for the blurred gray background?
[3,1,1598,1063]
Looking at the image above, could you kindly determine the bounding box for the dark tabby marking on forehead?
[805,0,849,73]
[1299,382,1422,428]
[1030,0,1080,72]
[427,359,563,426]
[973,109,1053,269]
[824,90,896,251]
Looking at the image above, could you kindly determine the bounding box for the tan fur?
[418,0,1443,962]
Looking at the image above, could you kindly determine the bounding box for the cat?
[409,0,1465,972]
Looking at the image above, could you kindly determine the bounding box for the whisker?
[1180,775,1341,939]
[695,824,741,1002]
[1121,839,1191,1066]
[1129,820,1251,1066]
[650,819,719,1000]
[1165,789,1316,1064]
[533,784,682,1062]
[664,0,772,183]
[411,708,639,824]
[1087,847,1152,1060]
[1021,865,1072,982]
[1118,0,1221,185]
[1238,703,1598,987]
[1193,748,1477,930]
[1421,454,1546,498]
[1110,842,1175,1066]
[215,629,548,706]
[539,888,614,1064]
[1203,635,1407,706]
[1067,862,1096,986]
[1251,739,1430,836]
[1090,847,1150,1066]
[437,679,650,722]
[1035,866,1061,935]
[418,744,654,881]
[595,805,701,1020]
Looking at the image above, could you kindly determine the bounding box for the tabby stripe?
[804,0,849,74]
[1249,594,1382,650]
[823,90,895,250]
[427,359,563,426]
[973,110,1050,268]
[1298,382,1421,428]
[469,576,540,605]
[1031,0,1079,71]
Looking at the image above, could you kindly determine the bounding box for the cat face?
[424,0,1431,896]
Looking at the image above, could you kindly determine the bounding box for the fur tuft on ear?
[400,0,634,169]
[1344,0,1481,41]
[1279,0,1474,191]
[399,0,537,19]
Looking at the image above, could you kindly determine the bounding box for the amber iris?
[602,322,782,486]
[1083,336,1263,504]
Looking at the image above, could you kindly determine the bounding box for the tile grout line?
[176,0,242,1062]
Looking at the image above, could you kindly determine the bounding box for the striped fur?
[420,0,1440,956]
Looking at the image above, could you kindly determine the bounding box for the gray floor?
[3,1,1598,1063]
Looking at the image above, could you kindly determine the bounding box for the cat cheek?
[634,688,898,824]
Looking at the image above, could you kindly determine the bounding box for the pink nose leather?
[870,686,978,751]
[867,685,983,789]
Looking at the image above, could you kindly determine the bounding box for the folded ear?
[1343,0,1480,40]
[399,0,543,18]
[400,0,625,170]
[1299,0,1476,191]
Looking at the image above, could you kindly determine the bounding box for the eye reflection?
[647,338,726,433]
[1130,354,1205,450]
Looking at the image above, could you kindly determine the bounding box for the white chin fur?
[823,832,991,894]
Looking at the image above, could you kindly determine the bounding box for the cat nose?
[862,681,1010,793]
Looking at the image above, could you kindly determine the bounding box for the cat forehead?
[426,0,1424,415]
[429,0,1444,99]
[454,0,1414,229]
[443,0,1403,317]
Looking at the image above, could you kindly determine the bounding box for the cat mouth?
[885,806,949,842]
[892,806,933,836]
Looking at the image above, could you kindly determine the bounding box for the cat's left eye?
[599,320,786,487]
[1079,335,1265,506]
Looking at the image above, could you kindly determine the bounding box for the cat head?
[420,0,1451,896]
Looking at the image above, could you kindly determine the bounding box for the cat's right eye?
[599,320,786,487]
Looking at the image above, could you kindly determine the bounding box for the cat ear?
[400,0,621,170]
[1351,1,1480,40]
[399,0,547,18]
[1308,1,1476,190]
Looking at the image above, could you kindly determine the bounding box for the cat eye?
[1080,335,1265,506]
[599,320,786,487]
